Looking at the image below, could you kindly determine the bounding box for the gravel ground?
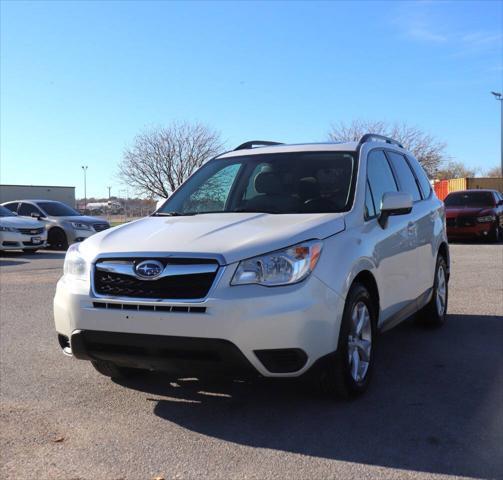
[1,244,502,480]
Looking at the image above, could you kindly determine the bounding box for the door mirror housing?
[31,212,44,220]
[378,192,413,228]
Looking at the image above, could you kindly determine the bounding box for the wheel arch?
[438,241,450,279]
[351,270,380,322]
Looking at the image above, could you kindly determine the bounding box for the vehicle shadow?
[0,251,65,262]
[116,314,503,479]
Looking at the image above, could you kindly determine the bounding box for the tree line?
[119,120,501,199]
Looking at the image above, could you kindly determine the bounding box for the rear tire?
[319,283,376,399]
[48,228,68,250]
[417,255,448,327]
[91,360,139,379]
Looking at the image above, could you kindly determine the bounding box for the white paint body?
[54,141,448,377]
[0,215,48,251]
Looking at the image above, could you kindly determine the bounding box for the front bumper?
[54,270,344,378]
[0,231,48,250]
[446,222,496,239]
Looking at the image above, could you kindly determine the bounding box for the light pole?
[491,91,503,176]
[81,165,88,212]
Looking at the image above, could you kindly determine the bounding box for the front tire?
[48,228,68,250]
[320,283,376,399]
[417,255,448,327]
[488,221,501,243]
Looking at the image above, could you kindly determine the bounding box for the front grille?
[17,227,44,235]
[93,223,109,232]
[456,217,477,227]
[93,258,219,300]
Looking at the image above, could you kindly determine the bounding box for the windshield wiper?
[233,208,278,214]
[152,211,188,217]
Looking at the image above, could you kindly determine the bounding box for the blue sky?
[1,0,502,198]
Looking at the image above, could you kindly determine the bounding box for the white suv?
[54,135,449,398]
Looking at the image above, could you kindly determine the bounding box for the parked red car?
[444,189,503,242]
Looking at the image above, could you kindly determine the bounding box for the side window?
[365,180,376,218]
[3,202,19,213]
[18,203,42,217]
[366,150,398,215]
[386,151,422,202]
[407,155,431,198]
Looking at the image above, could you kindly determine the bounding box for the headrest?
[254,172,282,195]
[298,177,320,200]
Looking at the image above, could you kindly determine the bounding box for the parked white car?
[0,205,47,253]
[54,135,449,398]
[2,200,109,249]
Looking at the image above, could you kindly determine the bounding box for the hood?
[57,215,109,225]
[0,216,44,228]
[445,206,492,218]
[80,212,346,265]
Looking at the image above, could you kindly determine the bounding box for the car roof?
[446,189,497,194]
[2,199,62,204]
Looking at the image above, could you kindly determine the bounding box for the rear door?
[366,149,418,328]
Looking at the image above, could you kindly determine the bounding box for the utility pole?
[491,91,503,176]
[81,166,88,212]
[107,186,112,222]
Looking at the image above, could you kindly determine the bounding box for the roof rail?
[357,133,404,149]
[234,140,283,151]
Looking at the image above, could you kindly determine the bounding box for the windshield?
[0,206,16,217]
[38,202,81,216]
[156,152,356,215]
[444,192,495,208]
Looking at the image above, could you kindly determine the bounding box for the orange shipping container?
[434,180,449,200]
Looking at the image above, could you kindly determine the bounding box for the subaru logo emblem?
[134,260,164,279]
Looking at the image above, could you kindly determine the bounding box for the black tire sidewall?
[336,284,377,395]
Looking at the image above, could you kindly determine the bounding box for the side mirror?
[378,192,413,228]
[31,212,43,220]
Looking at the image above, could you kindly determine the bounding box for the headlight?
[0,226,16,232]
[63,243,89,279]
[231,240,323,287]
[477,215,496,223]
[70,222,92,230]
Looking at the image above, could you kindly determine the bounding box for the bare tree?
[119,122,224,198]
[328,120,448,177]
[486,166,502,177]
[436,160,478,180]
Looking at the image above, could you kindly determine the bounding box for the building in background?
[433,177,503,201]
[0,184,76,206]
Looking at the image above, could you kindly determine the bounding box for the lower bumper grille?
[92,302,206,313]
[70,330,258,377]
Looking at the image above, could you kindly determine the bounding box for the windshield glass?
[0,206,16,217]
[38,202,81,216]
[444,192,495,208]
[156,152,355,215]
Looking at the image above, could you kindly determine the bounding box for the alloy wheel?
[435,265,447,316]
[347,301,372,383]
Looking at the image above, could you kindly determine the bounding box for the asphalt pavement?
[1,244,502,480]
